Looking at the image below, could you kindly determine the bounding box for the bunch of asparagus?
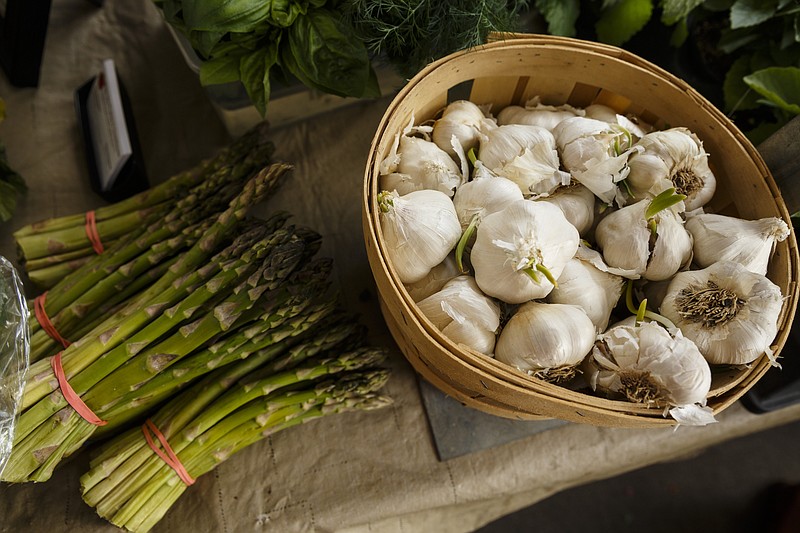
[4,126,393,533]
[3,165,309,482]
[81,321,391,532]
[13,123,274,289]
[23,124,277,362]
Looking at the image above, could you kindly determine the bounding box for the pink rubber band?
[84,211,104,255]
[34,292,71,348]
[50,352,107,426]
[142,419,195,486]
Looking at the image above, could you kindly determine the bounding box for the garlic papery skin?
[379,132,464,197]
[432,100,488,157]
[546,256,625,332]
[685,213,790,276]
[477,124,569,197]
[404,254,461,302]
[584,104,653,140]
[594,192,692,281]
[587,320,715,425]
[378,189,462,284]
[416,275,500,355]
[471,200,580,303]
[659,260,784,366]
[538,183,595,236]
[552,116,639,206]
[495,302,595,382]
[496,97,584,131]
[452,175,524,229]
[626,128,716,210]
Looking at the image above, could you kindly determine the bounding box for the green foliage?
[596,0,654,46]
[532,0,800,139]
[536,0,580,36]
[744,66,800,113]
[340,0,530,78]
[661,0,704,24]
[157,0,376,116]
[730,0,779,29]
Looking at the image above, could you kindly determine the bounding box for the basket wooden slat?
[362,34,800,428]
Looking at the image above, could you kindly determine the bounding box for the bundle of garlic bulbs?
[377,98,791,426]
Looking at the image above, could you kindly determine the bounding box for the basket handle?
[758,116,800,215]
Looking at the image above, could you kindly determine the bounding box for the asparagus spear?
[3,228,313,481]
[82,365,390,531]
[20,163,292,409]
[12,121,273,240]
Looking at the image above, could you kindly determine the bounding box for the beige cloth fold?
[1,2,800,532]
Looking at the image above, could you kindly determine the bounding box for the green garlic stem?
[535,263,559,288]
[455,213,480,273]
[644,187,686,219]
[625,280,638,315]
[467,148,477,166]
[624,279,678,330]
[644,310,677,331]
[648,218,658,238]
[523,267,541,283]
[522,262,558,288]
[635,298,647,325]
[377,191,393,214]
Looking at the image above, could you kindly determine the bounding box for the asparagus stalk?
[21,163,292,409]
[18,223,301,432]
[33,211,292,360]
[93,286,342,434]
[82,365,390,531]
[3,228,312,482]
[12,121,272,240]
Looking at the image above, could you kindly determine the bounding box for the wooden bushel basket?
[362,34,800,428]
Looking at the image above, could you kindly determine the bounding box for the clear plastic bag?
[0,255,29,477]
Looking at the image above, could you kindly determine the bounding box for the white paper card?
[86,59,132,191]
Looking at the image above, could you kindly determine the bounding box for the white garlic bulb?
[404,254,461,302]
[478,124,570,197]
[378,189,462,284]
[452,175,524,229]
[546,256,625,332]
[471,200,580,304]
[496,96,584,131]
[552,116,640,206]
[587,320,715,426]
[595,189,692,281]
[659,260,784,366]
[432,100,490,157]
[379,129,464,197]
[538,183,595,236]
[685,213,790,276]
[626,128,716,210]
[495,302,595,381]
[416,275,500,355]
[584,104,653,140]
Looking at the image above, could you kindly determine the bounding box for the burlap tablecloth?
[2,2,800,532]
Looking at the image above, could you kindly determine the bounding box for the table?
[2,2,800,532]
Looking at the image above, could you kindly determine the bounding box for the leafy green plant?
[534,0,800,142]
[339,0,531,78]
[156,0,380,115]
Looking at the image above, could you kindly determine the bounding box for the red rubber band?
[50,352,107,426]
[34,292,71,348]
[142,419,195,486]
[84,210,104,255]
